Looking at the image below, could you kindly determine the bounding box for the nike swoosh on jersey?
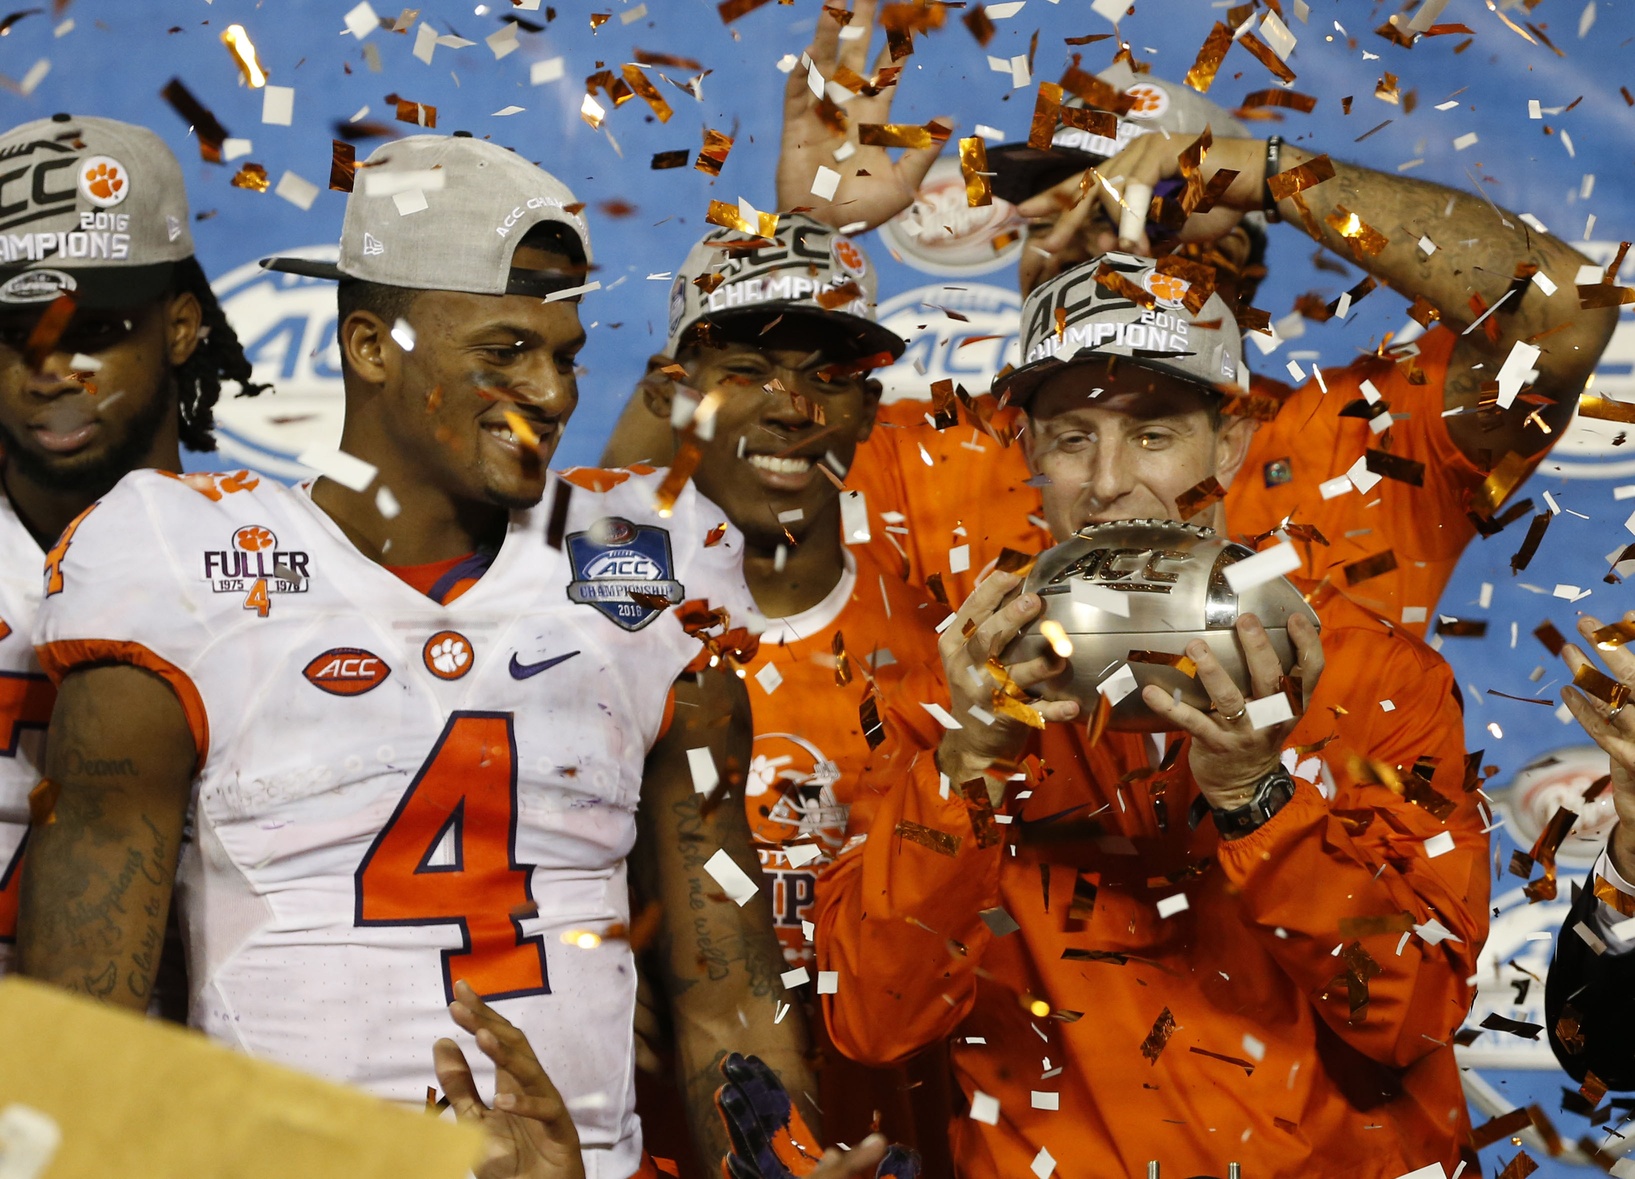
[508,650,581,679]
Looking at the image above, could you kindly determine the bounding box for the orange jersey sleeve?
[815,595,1485,1179]
[1226,327,1484,634]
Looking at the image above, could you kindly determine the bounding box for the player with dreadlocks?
[0,114,264,976]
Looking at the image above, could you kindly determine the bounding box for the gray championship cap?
[0,114,194,308]
[997,252,1243,406]
[990,63,1249,206]
[263,134,592,296]
[666,214,904,362]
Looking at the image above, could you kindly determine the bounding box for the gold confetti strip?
[815,280,863,310]
[1093,263,1158,309]
[1593,620,1635,650]
[27,777,61,827]
[717,0,774,21]
[1140,1006,1178,1063]
[1343,550,1398,586]
[160,79,231,163]
[958,136,992,208]
[654,438,704,518]
[1471,450,1531,516]
[1575,664,1633,711]
[1576,284,1635,309]
[1175,475,1226,520]
[22,293,77,370]
[1510,511,1551,574]
[695,128,734,176]
[329,140,357,193]
[392,96,438,128]
[1374,71,1400,105]
[1579,394,1635,423]
[1266,153,1336,202]
[651,150,689,170]
[860,690,885,750]
[857,122,949,150]
[1523,805,1580,904]
[1325,204,1389,258]
[230,162,270,192]
[1127,650,1198,678]
[832,630,852,687]
[1470,1108,1535,1151]
[587,69,636,109]
[960,778,1003,848]
[1058,65,1135,114]
[1364,449,1425,486]
[588,12,612,30]
[994,548,1036,576]
[1405,295,1441,328]
[1184,22,1234,94]
[705,199,778,240]
[1437,618,1488,638]
[1237,32,1296,84]
[895,819,961,857]
[221,23,268,88]
[1239,89,1318,113]
[993,695,1047,730]
[621,63,673,123]
[961,5,995,47]
[1593,875,1635,918]
[1187,1046,1256,1075]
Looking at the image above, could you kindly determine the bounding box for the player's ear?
[853,376,883,442]
[1213,405,1257,488]
[162,288,203,368]
[639,353,680,419]
[340,311,392,387]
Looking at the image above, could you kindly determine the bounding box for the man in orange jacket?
[815,253,1490,1179]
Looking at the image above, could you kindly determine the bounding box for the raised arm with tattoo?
[633,665,817,1174]
[1028,133,1617,468]
[18,664,193,1005]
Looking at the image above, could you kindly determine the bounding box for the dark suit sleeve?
[1546,875,1635,1087]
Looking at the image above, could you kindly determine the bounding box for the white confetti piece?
[1528,98,1542,119]
[223,137,254,161]
[1360,378,1382,404]
[816,971,838,993]
[975,123,1006,140]
[344,1,378,38]
[704,849,759,906]
[17,59,49,96]
[393,189,429,216]
[687,746,719,795]
[949,544,971,574]
[1346,454,1383,495]
[784,843,822,869]
[1418,235,1436,255]
[412,21,437,63]
[1393,1166,1447,1179]
[755,662,783,695]
[1099,663,1140,706]
[542,281,600,303]
[52,18,71,35]
[620,3,647,23]
[1223,542,1300,592]
[1091,0,1126,21]
[485,22,519,58]
[274,171,319,211]
[374,486,400,520]
[1070,582,1132,617]
[1031,1147,1056,1179]
[781,967,810,988]
[1434,100,1460,112]
[970,1091,1001,1125]
[1242,1033,1267,1062]
[1379,698,1396,712]
[840,490,870,545]
[811,165,841,200]
[1319,475,1353,500]
[987,1,1026,15]
[922,702,962,729]
[298,446,376,491]
[1246,693,1295,729]
[1413,918,1461,946]
[776,508,804,524]
[492,105,525,117]
[1008,53,1030,89]
[531,57,565,84]
[1260,10,1296,58]
[801,919,815,941]
[261,84,295,126]
[1401,606,1427,624]
[1156,893,1189,918]
[1422,831,1455,859]
[1495,340,1541,409]
[1030,1091,1059,1110]
[1452,132,1478,151]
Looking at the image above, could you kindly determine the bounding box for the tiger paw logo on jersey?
[303,647,392,696]
[202,524,311,606]
[423,631,474,680]
[565,516,684,632]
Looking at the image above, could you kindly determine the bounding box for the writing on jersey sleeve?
[355,711,551,1003]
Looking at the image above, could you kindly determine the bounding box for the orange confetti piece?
[230,162,270,192]
[1325,204,1389,258]
[621,63,673,123]
[959,136,992,208]
[695,128,734,176]
[1580,394,1635,423]
[1184,22,1234,93]
[1266,153,1336,202]
[27,777,61,827]
[654,439,703,518]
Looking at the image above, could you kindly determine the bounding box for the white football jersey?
[32,466,760,1179]
[0,488,53,977]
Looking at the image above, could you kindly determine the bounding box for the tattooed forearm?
[17,665,195,1009]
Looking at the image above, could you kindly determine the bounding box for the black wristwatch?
[1262,135,1284,223]
[1211,766,1297,840]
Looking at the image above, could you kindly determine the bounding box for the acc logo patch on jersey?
[566,516,684,632]
[303,647,392,696]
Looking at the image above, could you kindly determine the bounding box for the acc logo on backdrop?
[873,282,1021,404]
[877,156,1026,278]
[210,248,347,481]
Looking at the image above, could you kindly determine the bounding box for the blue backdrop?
[6,1,1635,1173]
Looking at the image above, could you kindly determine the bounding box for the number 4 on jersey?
[355,712,549,1003]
